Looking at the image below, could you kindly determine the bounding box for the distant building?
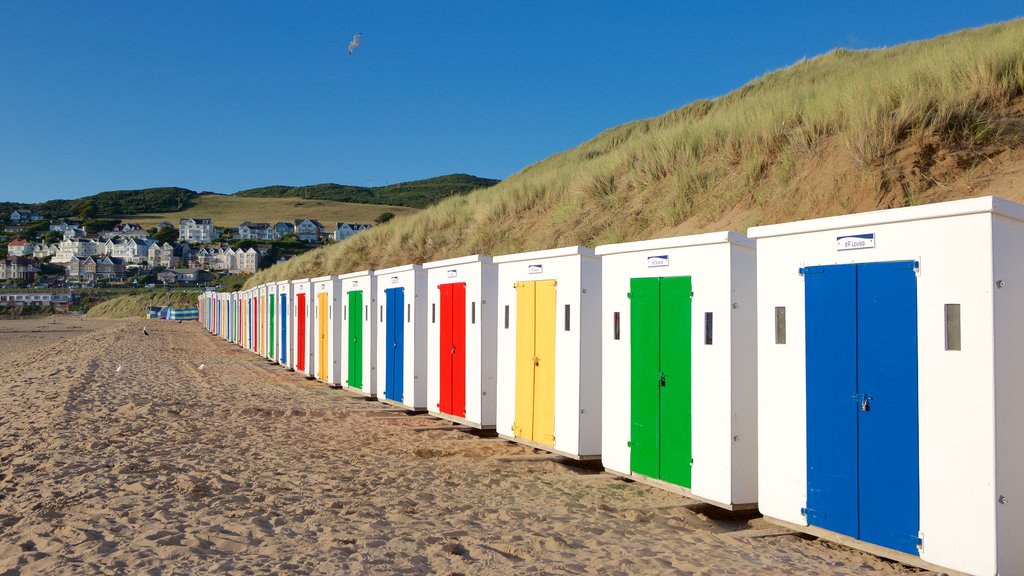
[236,247,260,273]
[0,293,75,309]
[65,255,125,282]
[238,222,275,241]
[8,239,35,257]
[105,222,149,240]
[178,218,217,243]
[294,219,325,243]
[9,209,42,223]
[334,222,373,242]
[155,221,175,231]
[0,257,39,281]
[49,220,81,233]
[273,221,295,238]
[157,268,205,285]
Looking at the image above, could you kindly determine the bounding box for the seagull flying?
[348,33,361,55]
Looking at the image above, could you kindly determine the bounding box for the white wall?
[340,271,377,396]
[494,248,601,457]
[292,280,314,376]
[276,282,293,368]
[374,266,429,409]
[598,232,757,507]
[751,202,1001,575]
[425,256,498,427]
[992,214,1024,575]
[313,277,341,385]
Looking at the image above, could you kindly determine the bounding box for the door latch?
[852,393,872,411]
[533,357,540,367]
[658,372,666,387]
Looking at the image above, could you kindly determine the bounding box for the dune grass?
[246,19,1024,288]
[86,291,203,319]
[129,195,417,229]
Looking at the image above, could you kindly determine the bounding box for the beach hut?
[748,196,1024,575]
[231,292,239,344]
[292,279,314,377]
[259,284,269,355]
[424,255,499,428]
[494,247,602,459]
[312,276,342,386]
[597,232,757,510]
[373,264,428,410]
[339,270,377,396]
[276,280,292,368]
[266,283,278,361]
[248,289,256,352]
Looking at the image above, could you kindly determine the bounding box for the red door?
[439,282,467,417]
[296,293,306,371]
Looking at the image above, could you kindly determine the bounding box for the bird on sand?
[198,364,206,372]
[348,33,361,55]
[143,327,149,336]
[115,365,122,373]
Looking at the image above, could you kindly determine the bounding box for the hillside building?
[294,219,325,242]
[178,218,217,243]
[334,222,373,241]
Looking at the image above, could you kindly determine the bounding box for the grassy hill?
[244,19,1024,288]
[234,174,500,209]
[2,174,497,222]
[0,188,198,220]
[128,195,417,229]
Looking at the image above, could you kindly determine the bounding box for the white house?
[178,218,217,243]
[238,222,276,241]
[9,209,42,223]
[334,222,373,241]
[8,239,35,257]
[294,219,325,243]
[236,247,260,274]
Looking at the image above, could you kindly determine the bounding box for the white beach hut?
[749,196,1024,575]
[423,255,499,428]
[258,284,268,357]
[312,276,342,386]
[275,280,293,368]
[494,247,602,459]
[339,270,377,396]
[373,264,428,410]
[597,232,757,510]
[265,283,278,361]
[291,279,314,377]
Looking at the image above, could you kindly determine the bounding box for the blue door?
[280,293,288,364]
[804,260,920,555]
[385,287,405,402]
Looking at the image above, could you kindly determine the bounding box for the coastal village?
[0,208,372,312]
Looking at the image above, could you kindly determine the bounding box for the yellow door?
[318,292,328,379]
[534,280,557,446]
[513,282,536,440]
[512,280,557,446]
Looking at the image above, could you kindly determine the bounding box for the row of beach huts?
[197,196,1022,576]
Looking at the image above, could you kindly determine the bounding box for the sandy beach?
[0,318,929,575]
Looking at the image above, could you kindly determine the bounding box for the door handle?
[533,357,540,367]
[450,345,456,354]
[852,393,872,411]
[658,373,666,387]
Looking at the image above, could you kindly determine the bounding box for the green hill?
[244,19,1024,288]
[234,174,500,209]
[1,174,499,221]
[1,188,199,220]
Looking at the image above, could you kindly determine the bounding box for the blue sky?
[1,2,1021,203]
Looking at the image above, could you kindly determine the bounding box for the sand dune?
[0,318,929,575]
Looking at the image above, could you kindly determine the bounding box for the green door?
[347,290,363,389]
[629,276,692,488]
